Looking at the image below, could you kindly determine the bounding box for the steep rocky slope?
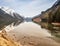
[32,0,60,37]
[32,0,60,32]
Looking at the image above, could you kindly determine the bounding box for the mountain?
[0,7,24,30]
[24,17,32,22]
[32,0,60,37]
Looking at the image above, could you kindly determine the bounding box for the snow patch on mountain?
[0,6,15,17]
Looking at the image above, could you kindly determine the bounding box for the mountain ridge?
[32,0,60,37]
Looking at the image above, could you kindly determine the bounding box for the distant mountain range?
[23,17,32,22]
[0,6,34,30]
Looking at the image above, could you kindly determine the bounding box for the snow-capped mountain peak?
[0,6,15,17]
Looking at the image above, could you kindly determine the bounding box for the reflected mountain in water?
[0,7,23,30]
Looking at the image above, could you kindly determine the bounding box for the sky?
[0,0,57,17]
